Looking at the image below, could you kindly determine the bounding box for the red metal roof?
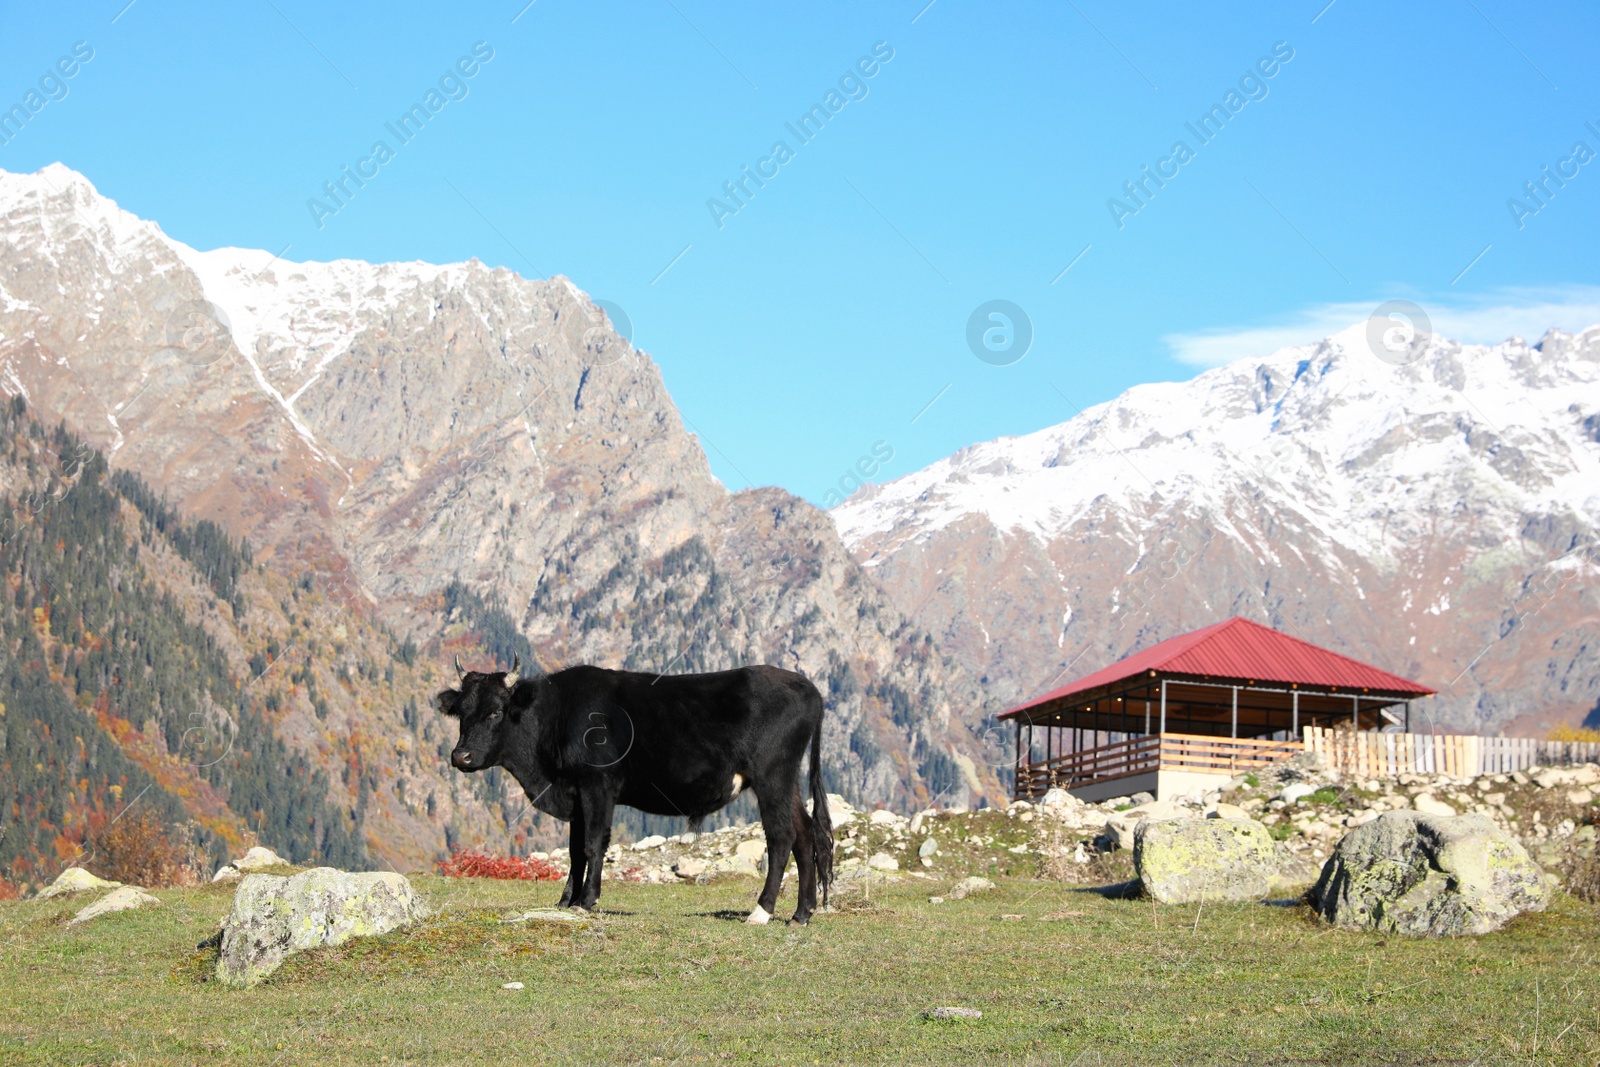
[1001,617,1434,720]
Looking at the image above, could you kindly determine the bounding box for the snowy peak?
[829,317,1600,738]
[834,327,1600,564]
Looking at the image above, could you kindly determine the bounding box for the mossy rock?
[1134,818,1276,904]
[215,867,430,986]
[1311,811,1549,937]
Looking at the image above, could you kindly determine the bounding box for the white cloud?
[1165,286,1600,368]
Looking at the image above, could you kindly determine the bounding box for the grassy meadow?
[1,874,1597,1066]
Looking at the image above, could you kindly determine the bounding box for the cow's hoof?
[745,906,771,925]
[788,914,811,927]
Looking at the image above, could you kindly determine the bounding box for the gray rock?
[232,846,287,871]
[68,886,160,925]
[923,1007,982,1020]
[918,837,939,859]
[36,867,121,899]
[1311,811,1549,937]
[215,867,430,986]
[1134,818,1277,904]
[948,876,995,900]
[501,908,588,926]
[1280,783,1316,805]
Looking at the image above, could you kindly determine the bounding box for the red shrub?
[435,847,565,881]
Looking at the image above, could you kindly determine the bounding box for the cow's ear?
[506,679,537,722]
[435,689,463,718]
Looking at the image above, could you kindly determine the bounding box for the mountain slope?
[833,324,1600,736]
[0,163,999,839]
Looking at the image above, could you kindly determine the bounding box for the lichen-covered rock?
[1134,818,1277,904]
[36,867,122,899]
[68,886,160,925]
[1312,811,1548,936]
[215,868,429,986]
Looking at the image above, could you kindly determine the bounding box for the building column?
[1352,695,1359,731]
[1159,679,1167,734]
[1291,690,1299,737]
[1230,686,1238,738]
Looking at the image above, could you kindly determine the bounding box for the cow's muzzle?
[451,749,477,770]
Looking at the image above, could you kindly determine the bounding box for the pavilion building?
[1002,616,1436,802]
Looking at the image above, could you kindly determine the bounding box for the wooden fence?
[1304,727,1600,778]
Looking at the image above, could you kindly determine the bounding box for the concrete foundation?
[1067,767,1234,804]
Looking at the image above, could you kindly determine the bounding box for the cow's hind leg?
[749,777,799,924]
[789,789,817,925]
[557,803,587,909]
[575,781,615,910]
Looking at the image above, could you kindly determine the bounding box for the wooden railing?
[1015,732,1303,798]
[1305,727,1600,778]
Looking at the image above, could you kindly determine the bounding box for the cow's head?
[436,654,535,772]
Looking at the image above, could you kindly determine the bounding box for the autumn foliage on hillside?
[435,847,565,881]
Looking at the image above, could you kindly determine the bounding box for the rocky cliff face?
[833,324,1600,737]
[0,164,1001,872]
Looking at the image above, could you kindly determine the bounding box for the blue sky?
[3,0,1597,504]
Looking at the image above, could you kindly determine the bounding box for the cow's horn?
[505,653,521,688]
[455,654,466,680]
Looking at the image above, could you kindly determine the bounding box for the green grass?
[2,876,1597,1066]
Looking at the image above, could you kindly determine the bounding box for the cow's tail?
[808,711,834,907]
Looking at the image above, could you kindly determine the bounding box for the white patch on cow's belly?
[730,773,745,797]
[746,905,770,925]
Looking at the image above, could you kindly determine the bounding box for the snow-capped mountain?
[0,163,999,835]
[833,323,1600,736]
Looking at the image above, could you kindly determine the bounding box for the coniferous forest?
[0,399,366,893]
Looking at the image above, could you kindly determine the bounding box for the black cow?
[436,655,834,924]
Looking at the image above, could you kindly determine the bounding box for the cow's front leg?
[558,804,587,908]
[575,782,615,910]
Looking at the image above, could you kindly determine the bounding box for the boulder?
[1411,794,1457,817]
[672,858,707,880]
[233,846,287,871]
[1311,811,1549,937]
[212,865,243,884]
[36,867,122,899]
[1280,783,1316,805]
[918,838,939,859]
[824,793,857,826]
[1039,788,1078,811]
[948,876,995,900]
[215,867,430,986]
[1102,799,1194,850]
[631,835,667,851]
[733,840,768,866]
[1533,765,1598,789]
[867,852,900,871]
[1209,803,1250,821]
[1134,818,1277,904]
[68,886,160,925]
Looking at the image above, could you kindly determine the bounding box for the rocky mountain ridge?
[833,321,1600,736]
[0,163,999,854]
